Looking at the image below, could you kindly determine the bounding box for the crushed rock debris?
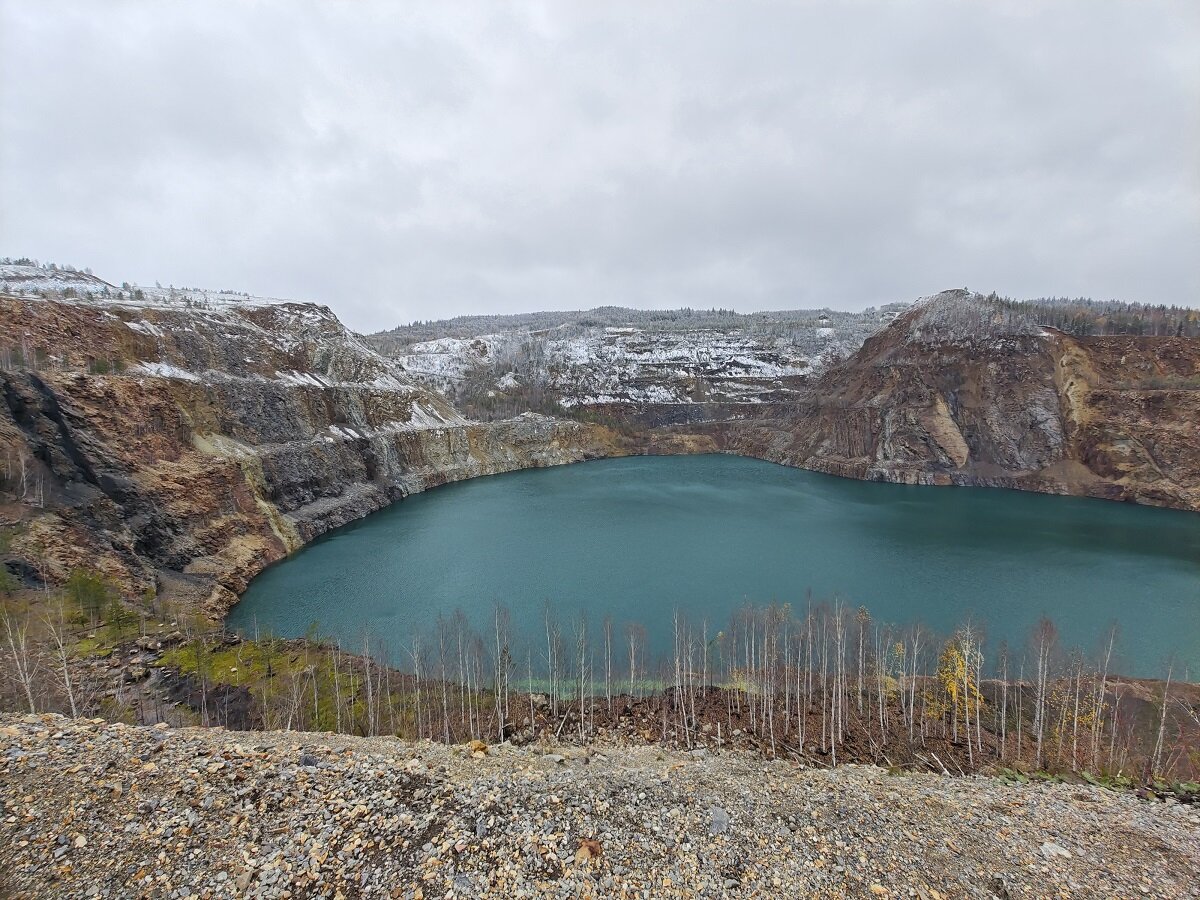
[2,714,1198,898]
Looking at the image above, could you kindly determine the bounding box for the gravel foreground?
[1,715,1198,899]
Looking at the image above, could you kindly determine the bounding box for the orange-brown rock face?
[0,296,624,615]
[1055,335,1200,508]
[714,294,1200,510]
[2,289,1197,618]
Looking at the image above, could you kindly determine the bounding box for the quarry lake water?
[229,454,1200,678]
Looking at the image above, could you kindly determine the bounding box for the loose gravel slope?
[2,715,1197,898]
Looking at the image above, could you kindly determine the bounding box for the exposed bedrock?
[2,290,1198,620]
[599,296,1200,509]
[1,365,625,616]
[0,297,626,616]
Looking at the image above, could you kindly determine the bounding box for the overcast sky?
[2,2,1197,332]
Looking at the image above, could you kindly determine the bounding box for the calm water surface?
[229,455,1200,676]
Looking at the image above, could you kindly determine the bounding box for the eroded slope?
[714,292,1200,510]
[0,293,622,614]
[2,279,1198,621]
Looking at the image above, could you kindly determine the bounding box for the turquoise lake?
[228,454,1200,678]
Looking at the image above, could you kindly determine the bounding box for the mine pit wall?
[4,319,1200,625]
[208,421,720,619]
[196,416,733,619]
[603,330,1200,513]
[5,367,1198,630]
[0,363,630,620]
[242,414,631,583]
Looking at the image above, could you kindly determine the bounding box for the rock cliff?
[710,291,1200,510]
[0,293,624,615]
[2,283,1198,618]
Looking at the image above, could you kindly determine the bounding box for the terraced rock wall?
[710,304,1200,510]
[0,297,625,615]
[3,290,1198,622]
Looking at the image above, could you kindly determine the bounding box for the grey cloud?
[1,0,1197,331]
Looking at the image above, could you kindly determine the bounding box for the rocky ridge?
[3,271,1200,897]
[384,317,866,411]
[0,282,624,615]
[373,288,1200,511]
[711,292,1200,510]
[2,267,1199,622]
[3,713,1199,898]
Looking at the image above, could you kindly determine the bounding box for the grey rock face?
[0,296,624,612]
[4,288,1199,621]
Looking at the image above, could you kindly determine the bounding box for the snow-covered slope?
[373,307,903,414]
[0,263,447,412]
[0,263,115,296]
[545,328,820,407]
[0,262,302,312]
[0,263,903,414]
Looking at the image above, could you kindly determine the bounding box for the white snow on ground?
[125,320,166,338]
[3,266,467,420]
[322,402,469,443]
[275,370,330,388]
[128,362,433,394]
[539,329,815,406]
[390,322,833,409]
[1,264,338,336]
[406,400,464,428]
[0,265,112,295]
[394,335,512,384]
[370,373,412,391]
[131,362,203,382]
[0,263,311,313]
[0,264,335,314]
[3,262,908,414]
